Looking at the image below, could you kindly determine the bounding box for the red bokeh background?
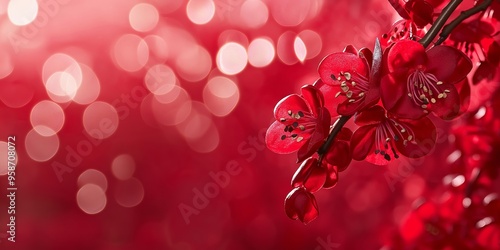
[0,0,498,249]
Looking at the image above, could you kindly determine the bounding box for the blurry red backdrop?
[0,0,498,249]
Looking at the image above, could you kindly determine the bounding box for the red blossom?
[324,127,352,172]
[291,157,326,193]
[290,127,351,193]
[322,163,339,189]
[388,0,446,28]
[284,187,319,224]
[448,19,500,85]
[265,85,331,162]
[351,105,437,165]
[381,19,422,47]
[318,40,382,116]
[381,40,472,120]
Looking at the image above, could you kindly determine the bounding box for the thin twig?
[435,0,494,45]
[317,116,351,158]
[419,0,464,48]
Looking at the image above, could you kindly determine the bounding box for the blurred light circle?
[78,169,108,191]
[129,3,159,32]
[42,53,83,88]
[248,37,275,68]
[154,84,182,104]
[151,86,192,126]
[156,25,197,60]
[140,94,159,128]
[240,0,268,28]
[218,30,249,48]
[475,106,487,119]
[180,101,220,153]
[111,154,136,181]
[178,113,212,140]
[77,184,107,215]
[112,34,149,72]
[216,42,248,75]
[277,31,299,65]
[30,100,65,136]
[176,101,213,139]
[114,178,145,208]
[298,30,322,59]
[185,121,219,153]
[0,82,34,108]
[452,175,465,187]
[186,0,215,25]
[73,64,100,105]
[175,45,212,82]
[7,0,38,26]
[145,64,177,95]
[144,35,169,63]
[25,128,59,162]
[308,0,325,19]
[0,53,14,79]
[203,76,240,117]
[0,141,18,176]
[83,102,119,139]
[154,0,183,14]
[45,72,78,103]
[294,36,307,63]
[271,0,310,27]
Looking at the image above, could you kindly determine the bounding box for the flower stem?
[317,116,351,158]
[419,0,464,48]
[435,0,494,45]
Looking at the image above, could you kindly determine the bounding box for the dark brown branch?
[435,0,494,45]
[317,116,351,156]
[419,0,464,48]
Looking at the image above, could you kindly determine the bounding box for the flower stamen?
[407,70,447,113]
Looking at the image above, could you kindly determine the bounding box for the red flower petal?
[313,79,342,116]
[323,164,338,189]
[318,52,369,86]
[284,187,319,224]
[300,85,324,117]
[325,140,351,172]
[265,121,308,154]
[273,94,309,122]
[337,97,369,116]
[297,107,331,162]
[343,45,358,55]
[359,47,373,69]
[407,0,434,28]
[291,158,326,193]
[473,61,497,85]
[380,73,405,112]
[389,93,429,120]
[354,105,386,126]
[336,127,353,141]
[351,124,377,161]
[388,0,411,19]
[428,83,460,120]
[386,40,427,74]
[450,20,495,44]
[426,45,472,84]
[394,116,436,158]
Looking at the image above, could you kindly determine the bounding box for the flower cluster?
[264,0,498,225]
[383,93,500,249]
